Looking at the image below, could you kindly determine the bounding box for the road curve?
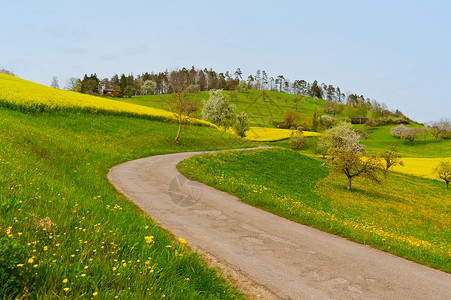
[108,148,451,300]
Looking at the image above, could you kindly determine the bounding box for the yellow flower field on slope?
[0,73,213,126]
[391,157,451,180]
[245,127,321,141]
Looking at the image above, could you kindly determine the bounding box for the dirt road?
[108,149,451,299]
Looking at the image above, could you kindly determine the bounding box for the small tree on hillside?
[380,145,404,173]
[320,122,384,191]
[400,127,421,146]
[202,89,236,129]
[433,161,451,190]
[428,118,451,143]
[233,112,250,137]
[279,110,300,129]
[51,76,60,89]
[390,124,406,138]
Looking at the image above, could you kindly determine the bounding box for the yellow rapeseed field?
[245,127,321,141]
[392,157,451,180]
[0,73,213,126]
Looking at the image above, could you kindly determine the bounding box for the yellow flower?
[145,226,149,229]
[63,288,70,292]
[178,238,186,244]
[43,246,48,251]
[16,264,24,267]
[62,278,68,284]
[81,274,86,277]
[144,236,154,244]
[28,258,33,264]
[93,292,98,296]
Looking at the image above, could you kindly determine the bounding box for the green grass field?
[178,148,451,273]
[0,107,252,299]
[117,90,325,127]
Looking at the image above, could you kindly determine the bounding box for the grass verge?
[0,107,253,299]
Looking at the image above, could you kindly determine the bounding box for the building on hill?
[103,89,115,96]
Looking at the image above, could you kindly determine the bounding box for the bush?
[233,112,250,137]
[364,118,377,129]
[290,134,305,150]
[0,236,27,297]
[278,110,300,129]
[390,124,406,138]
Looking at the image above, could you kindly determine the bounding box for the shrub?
[278,110,300,129]
[364,118,377,129]
[319,115,338,129]
[390,124,406,138]
[233,112,250,137]
[290,134,305,150]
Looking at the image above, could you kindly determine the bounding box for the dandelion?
[63,288,70,292]
[16,264,24,267]
[81,274,86,277]
[43,246,48,251]
[93,292,98,296]
[178,238,186,244]
[62,278,68,284]
[28,258,34,264]
[144,236,154,244]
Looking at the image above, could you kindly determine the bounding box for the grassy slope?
[0,107,253,299]
[117,90,325,127]
[178,148,451,273]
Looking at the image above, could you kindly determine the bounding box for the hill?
[0,74,250,298]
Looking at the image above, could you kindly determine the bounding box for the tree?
[433,161,451,190]
[390,124,407,138]
[319,122,384,191]
[51,76,59,89]
[167,85,197,142]
[380,145,404,173]
[201,89,236,128]
[428,118,451,143]
[140,80,157,95]
[233,112,250,137]
[236,80,247,92]
[400,127,421,146]
[64,77,79,91]
[279,110,300,129]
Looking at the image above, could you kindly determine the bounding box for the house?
[103,89,115,96]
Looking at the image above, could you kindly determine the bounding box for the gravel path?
[108,148,451,299]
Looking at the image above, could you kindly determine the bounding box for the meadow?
[0,75,253,299]
[118,89,324,127]
[178,148,451,273]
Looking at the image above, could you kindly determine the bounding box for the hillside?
[0,74,251,299]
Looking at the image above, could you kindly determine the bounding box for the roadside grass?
[0,107,252,299]
[178,148,451,273]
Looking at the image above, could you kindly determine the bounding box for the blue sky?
[1,0,450,123]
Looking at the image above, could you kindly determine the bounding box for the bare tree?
[433,161,451,190]
[166,85,197,142]
[428,118,451,143]
[51,76,60,89]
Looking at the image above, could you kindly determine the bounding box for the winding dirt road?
[108,149,451,299]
